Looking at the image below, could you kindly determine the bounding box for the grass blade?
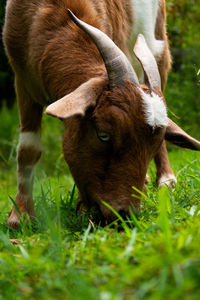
[69,184,76,208]
[102,201,131,236]
[9,196,21,216]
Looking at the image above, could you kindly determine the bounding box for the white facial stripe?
[18,131,42,151]
[140,89,168,128]
[131,0,165,58]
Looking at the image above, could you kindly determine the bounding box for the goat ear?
[165,119,200,150]
[45,77,107,119]
[133,34,162,90]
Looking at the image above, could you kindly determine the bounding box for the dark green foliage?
[166,0,200,137]
[0,0,15,108]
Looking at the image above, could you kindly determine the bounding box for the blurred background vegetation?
[0,0,200,162]
[166,0,200,136]
[0,0,15,108]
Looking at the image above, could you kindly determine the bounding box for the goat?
[3,0,200,227]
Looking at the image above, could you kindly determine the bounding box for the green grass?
[0,104,200,300]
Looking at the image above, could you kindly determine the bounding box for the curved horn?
[68,9,139,89]
[134,34,161,90]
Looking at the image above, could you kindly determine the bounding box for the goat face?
[62,81,167,221]
[46,12,200,222]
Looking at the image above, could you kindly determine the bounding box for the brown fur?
[17,146,42,167]
[3,0,173,225]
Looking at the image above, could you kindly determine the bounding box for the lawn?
[0,103,200,300]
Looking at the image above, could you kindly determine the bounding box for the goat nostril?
[119,209,128,219]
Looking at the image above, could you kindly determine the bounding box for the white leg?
[8,131,42,228]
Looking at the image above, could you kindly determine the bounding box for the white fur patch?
[140,90,168,128]
[18,166,35,195]
[18,131,42,151]
[17,132,42,195]
[130,0,165,81]
[131,0,164,58]
[158,174,177,188]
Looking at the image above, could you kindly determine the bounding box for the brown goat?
[3,0,200,227]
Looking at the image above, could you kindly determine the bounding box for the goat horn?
[68,9,139,89]
[134,34,161,90]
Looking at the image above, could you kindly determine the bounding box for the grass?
[0,103,200,300]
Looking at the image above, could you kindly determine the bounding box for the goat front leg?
[8,79,43,229]
[154,141,177,188]
[152,1,176,187]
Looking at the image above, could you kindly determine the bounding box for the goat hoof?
[7,208,35,229]
[145,174,150,184]
[7,214,20,229]
[158,174,177,188]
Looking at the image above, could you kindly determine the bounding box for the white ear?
[45,77,107,119]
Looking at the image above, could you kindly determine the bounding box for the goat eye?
[97,132,111,142]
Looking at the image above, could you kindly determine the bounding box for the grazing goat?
[3,0,200,227]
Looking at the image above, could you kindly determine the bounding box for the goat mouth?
[76,200,106,224]
[76,199,131,226]
[76,186,136,225]
[76,198,135,229]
